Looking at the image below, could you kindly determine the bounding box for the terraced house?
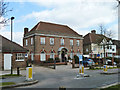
[23,21,83,64]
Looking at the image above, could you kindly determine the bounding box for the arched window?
[50,50,54,59]
[40,51,46,61]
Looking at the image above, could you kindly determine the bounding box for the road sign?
[97,54,100,57]
[79,55,83,61]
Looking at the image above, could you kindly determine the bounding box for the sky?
[0,0,119,45]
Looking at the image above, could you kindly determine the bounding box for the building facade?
[83,30,116,58]
[0,35,28,70]
[23,21,83,63]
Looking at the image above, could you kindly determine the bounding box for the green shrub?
[55,57,59,60]
[48,58,54,61]
[68,56,71,60]
[74,55,79,64]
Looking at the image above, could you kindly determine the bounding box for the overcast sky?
[0,0,118,45]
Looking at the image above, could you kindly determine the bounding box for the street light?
[11,17,15,74]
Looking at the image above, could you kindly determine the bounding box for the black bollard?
[54,60,56,69]
[11,67,13,74]
[17,67,20,76]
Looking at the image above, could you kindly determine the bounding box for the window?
[26,39,28,46]
[16,53,24,61]
[70,40,73,46]
[40,51,46,61]
[50,38,54,45]
[110,46,112,49]
[86,48,88,52]
[50,51,54,59]
[70,51,73,59]
[31,37,33,45]
[61,38,64,45]
[41,37,45,44]
[76,40,79,46]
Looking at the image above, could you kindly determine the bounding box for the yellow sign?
[28,68,32,78]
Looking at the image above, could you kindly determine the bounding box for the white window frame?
[50,53,54,59]
[76,40,79,46]
[26,39,28,46]
[41,37,45,44]
[16,53,24,61]
[31,37,33,45]
[61,38,64,45]
[70,40,73,46]
[40,51,46,61]
[50,38,54,45]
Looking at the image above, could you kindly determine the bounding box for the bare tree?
[98,24,107,36]
[0,0,12,27]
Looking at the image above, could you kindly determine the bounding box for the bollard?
[11,67,13,74]
[104,65,107,72]
[54,60,56,69]
[17,67,20,76]
[79,65,84,74]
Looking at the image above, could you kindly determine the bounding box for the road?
[16,64,119,89]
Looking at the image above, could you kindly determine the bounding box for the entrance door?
[4,54,12,70]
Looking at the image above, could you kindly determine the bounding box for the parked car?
[82,59,95,66]
[106,59,117,65]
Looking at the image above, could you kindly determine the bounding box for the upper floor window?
[26,39,28,46]
[61,38,64,45]
[70,40,73,46]
[50,38,54,45]
[31,37,33,45]
[76,40,79,46]
[41,37,45,44]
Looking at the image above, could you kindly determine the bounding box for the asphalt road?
[16,64,119,89]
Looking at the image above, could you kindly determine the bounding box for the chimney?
[91,30,96,34]
[24,28,28,35]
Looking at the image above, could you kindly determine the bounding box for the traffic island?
[100,72,119,75]
[1,80,39,89]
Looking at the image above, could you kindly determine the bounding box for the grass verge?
[0,82,16,86]
[88,67,119,70]
[101,84,120,90]
[0,74,22,78]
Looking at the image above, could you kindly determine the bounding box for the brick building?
[23,21,83,63]
[0,35,28,70]
[83,30,116,59]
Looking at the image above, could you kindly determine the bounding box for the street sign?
[79,55,83,61]
[97,54,100,57]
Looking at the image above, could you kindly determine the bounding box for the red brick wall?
[24,35,83,62]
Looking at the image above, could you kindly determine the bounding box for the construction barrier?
[26,67,33,80]
[104,65,107,72]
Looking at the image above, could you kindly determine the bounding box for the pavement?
[0,64,119,89]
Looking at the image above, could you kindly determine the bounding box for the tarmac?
[0,65,119,89]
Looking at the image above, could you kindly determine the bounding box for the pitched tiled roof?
[24,21,82,38]
[84,33,111,45]
[113,40,120,48]
[0,35,28,53]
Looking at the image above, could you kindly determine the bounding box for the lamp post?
[11,17,15,74]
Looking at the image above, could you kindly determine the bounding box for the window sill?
[16,59,24,61]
